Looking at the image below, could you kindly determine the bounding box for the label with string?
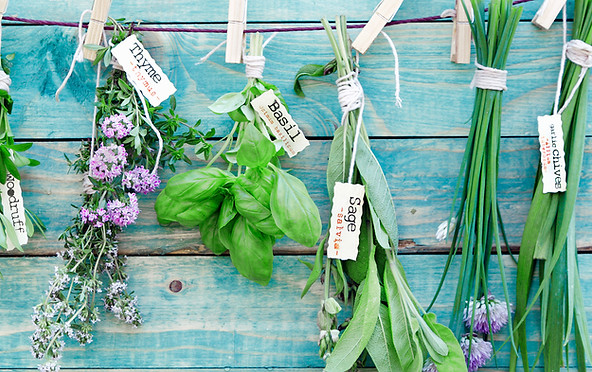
[250,90,309,157]
[538,114,567,193]
[327,182,365,260]
[0,173,28,250]
[111,35,177,106]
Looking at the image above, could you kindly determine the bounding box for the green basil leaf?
[423,313,466,372]
[231,181,271,224]
[366,304,404,372]
[229,215,275,285]
[245,167,274,196]
[209,92,246,114]
[384,266,415,369]
[236,122,275,168]
[228,107,249,123]
[176,195,223,227]
[218,195,237,229]
[164,167,234,201]
[241,104,256,122]
[270,168,321,247]
[238,175,271,208]
[325,245,380,371]
[200,209,228,255]
[219,215,237,251]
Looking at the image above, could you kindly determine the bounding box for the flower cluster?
[460,334,493,372]
[122,166,161,194]
[79,193,140,228]
[316,297,341,360]
[89,144,128,181]
[101,113,134,139]
[463,294,509,334]
[422,358,438,372]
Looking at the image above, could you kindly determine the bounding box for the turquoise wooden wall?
[0,0,590,370]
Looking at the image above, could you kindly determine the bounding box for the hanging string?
[553,6,592,115]
[55,9,92,102]
[196,40,226,64]
[379,31,403,107]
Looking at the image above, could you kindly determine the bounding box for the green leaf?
[327,125,352,199]
[325,246,380,372]
[270,168,321,247]
[356,139,398,246]
[176,195,223,227]
[366,304,404,372]
[0,213,21,251]
[300,238,325,298]
[230,179,279,236]
[236,122,276,168]
[154,191,199,225]
[164,167,234,201]
[293,59,337,97]
[209,92,247,114]
[200,209,228,255]
[6,143,32,152]
[229,215,275,285]
[423,313,466,372]
[228,107,249,123]
[344,214,370,284]
[218,195,237,229]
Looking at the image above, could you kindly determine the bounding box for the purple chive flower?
[460,334,492,372]
[106,193,140,228]
[89,144,128,181]
[101,113,134,139]
[122,166,161,195]
[422,358,438,372]
[463,294,509,334]
[80,207,109,228]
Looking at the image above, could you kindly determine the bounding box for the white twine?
[130,80,163,175]
[440,8,456,18]
[55,9,92,102]
[196,40,227,65]
[244,32,278,79]
[380,31,403,108]
[0,70,11,93]
[470,61,508,91]
[88,63,101,178]
[553,6,592,115]
[336,70,365,184]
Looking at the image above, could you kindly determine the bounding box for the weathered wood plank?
[5,137,592,256]
[0,256,589,369]
[2,23,585,139]
[7,0,552,23]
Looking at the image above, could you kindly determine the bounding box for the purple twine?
[3,0,535,34]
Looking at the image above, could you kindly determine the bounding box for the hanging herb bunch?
[156,32,322,286]
[511,0,592,370]
[429,0,522,370]
[297,17,465,372]
[30,21,209,372]
[0,53,45,253]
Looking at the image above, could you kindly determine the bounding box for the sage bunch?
[429,2,522,365]
[156,33,322,286]
[298,17,465,372]
[511,1,592,370]
[31,22,206,372]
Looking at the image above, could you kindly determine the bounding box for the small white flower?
[436,217,456,241]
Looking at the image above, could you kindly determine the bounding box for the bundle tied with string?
[470,61,508,91]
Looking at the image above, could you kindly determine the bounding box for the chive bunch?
[511,1,592,370]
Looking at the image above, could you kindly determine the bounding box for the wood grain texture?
[0,255,589,369]
[6,0,553,23]
[2,23,588,139]
[3,137,592,257]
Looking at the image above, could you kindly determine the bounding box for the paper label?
[0,174,28,250]
[538,114,567,193]
[111,35,177,106]
[327,182,365,260]
[251,90,310,157]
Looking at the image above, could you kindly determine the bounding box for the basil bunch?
[298,17,465,372]
[156,33,321,286]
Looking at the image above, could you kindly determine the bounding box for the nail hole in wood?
[169,280,183,293]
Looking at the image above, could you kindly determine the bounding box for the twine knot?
[0,70,12,93]
[566,39,592,69]
[336,70,364,114]
[470,61,508,91]
[244,55,265,79]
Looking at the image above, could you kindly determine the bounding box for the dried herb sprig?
[31,22,207,372]
[511,1,592,370]
[299,16,465,372]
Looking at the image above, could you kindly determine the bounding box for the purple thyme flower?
[122,166,161,195]
[422,358,438,372]
[80,207,109,228]
[463,294,509,334]
[460,334,492,372]
[106,193,140,228]
[101,113,134,139]
[89,144,128,181]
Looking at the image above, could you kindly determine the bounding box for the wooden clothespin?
[226,0,247,63]
[352,0,404,54]
[83,0,112,61]
[450,0,472,64]
[532,0,567,30]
